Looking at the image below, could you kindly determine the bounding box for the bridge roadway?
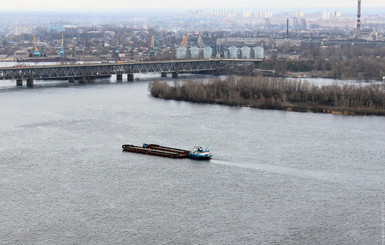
[0,58,262,86]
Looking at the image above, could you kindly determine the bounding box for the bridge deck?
[0,59,262,80]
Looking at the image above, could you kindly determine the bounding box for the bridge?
[0,59,262,86]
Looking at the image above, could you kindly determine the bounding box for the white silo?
[203,46,213,59]
[176,47,187,59]
[228,46,238,59]
[189,46,200,59]
[253,46,264,59]
[241,46,251,59]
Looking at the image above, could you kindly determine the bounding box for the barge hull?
[122,144,188,158]
[143,144,190,154]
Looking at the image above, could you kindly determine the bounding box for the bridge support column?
[161,72,167,77]
[68,77,75,83]
[172,72,178,79]
[116,73,123,81]
[16,79,23,86]
[27,78,34,87]
[79,77,87,83]
[127,73,134,82]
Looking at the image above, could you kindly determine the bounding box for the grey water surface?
[1,75,385,244]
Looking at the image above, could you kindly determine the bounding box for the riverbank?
[149,76,385,116]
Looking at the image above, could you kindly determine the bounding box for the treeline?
[149,76,385,116]
[258,45,385,80]
[258,57,385,80]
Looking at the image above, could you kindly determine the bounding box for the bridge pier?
[116,73,123,81]
[16,79,23,86]
[26,78,34,87]
[79,76,88,83]
[68,77,75,83]
[161,72,167,78]
[172,72,178,79]
[127,73,134,82]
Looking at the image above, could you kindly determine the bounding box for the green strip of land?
[149,76,385,116]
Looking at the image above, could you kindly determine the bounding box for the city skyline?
[2,0,385,11]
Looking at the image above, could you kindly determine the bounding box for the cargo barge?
[122,143,212,160]
[122,144,189,158]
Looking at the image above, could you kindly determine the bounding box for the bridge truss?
[0,59,261,81]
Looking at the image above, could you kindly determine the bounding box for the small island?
[149,76,385,116]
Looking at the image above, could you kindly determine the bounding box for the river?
[1,74,385,244]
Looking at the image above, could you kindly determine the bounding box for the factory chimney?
[356,0,361,39]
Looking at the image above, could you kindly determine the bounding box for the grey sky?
[2,0,384,10]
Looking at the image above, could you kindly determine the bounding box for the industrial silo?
[189,46,200,59]
[228,46,239,59]
[176,47,187,59]
[203,46,213,59]
[253,46,264,59]
[241,46,251,59]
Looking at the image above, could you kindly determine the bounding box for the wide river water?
[1,74,385,244]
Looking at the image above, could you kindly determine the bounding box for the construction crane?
[197,35,204,48]
[71,39,76,58]
[181,34,188,47]
[33,35,40,56]
[59,35,64,59]
[149,35,155,56]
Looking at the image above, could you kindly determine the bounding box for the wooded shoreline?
[149,76,385,116]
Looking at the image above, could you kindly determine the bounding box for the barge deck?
[122,144,189,158]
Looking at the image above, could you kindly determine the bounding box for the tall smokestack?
[356,0,361,39]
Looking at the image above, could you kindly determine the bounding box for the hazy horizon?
[1,7,385,15]
[2,0,385,11]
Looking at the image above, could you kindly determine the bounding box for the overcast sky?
[2,0,385,11]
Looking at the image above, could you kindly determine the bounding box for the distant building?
[293,18,307,30]
[11,25,32,35]
[210,10,237,17]
[322,11,340,20]
[49,25,65,32]
[256,12,273,18]
[293,11,304,18]
[242,11,251,17]
[186,10,205,16]
[322,12,330,20]
[299,19,307,30]
[14,50,29,59]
